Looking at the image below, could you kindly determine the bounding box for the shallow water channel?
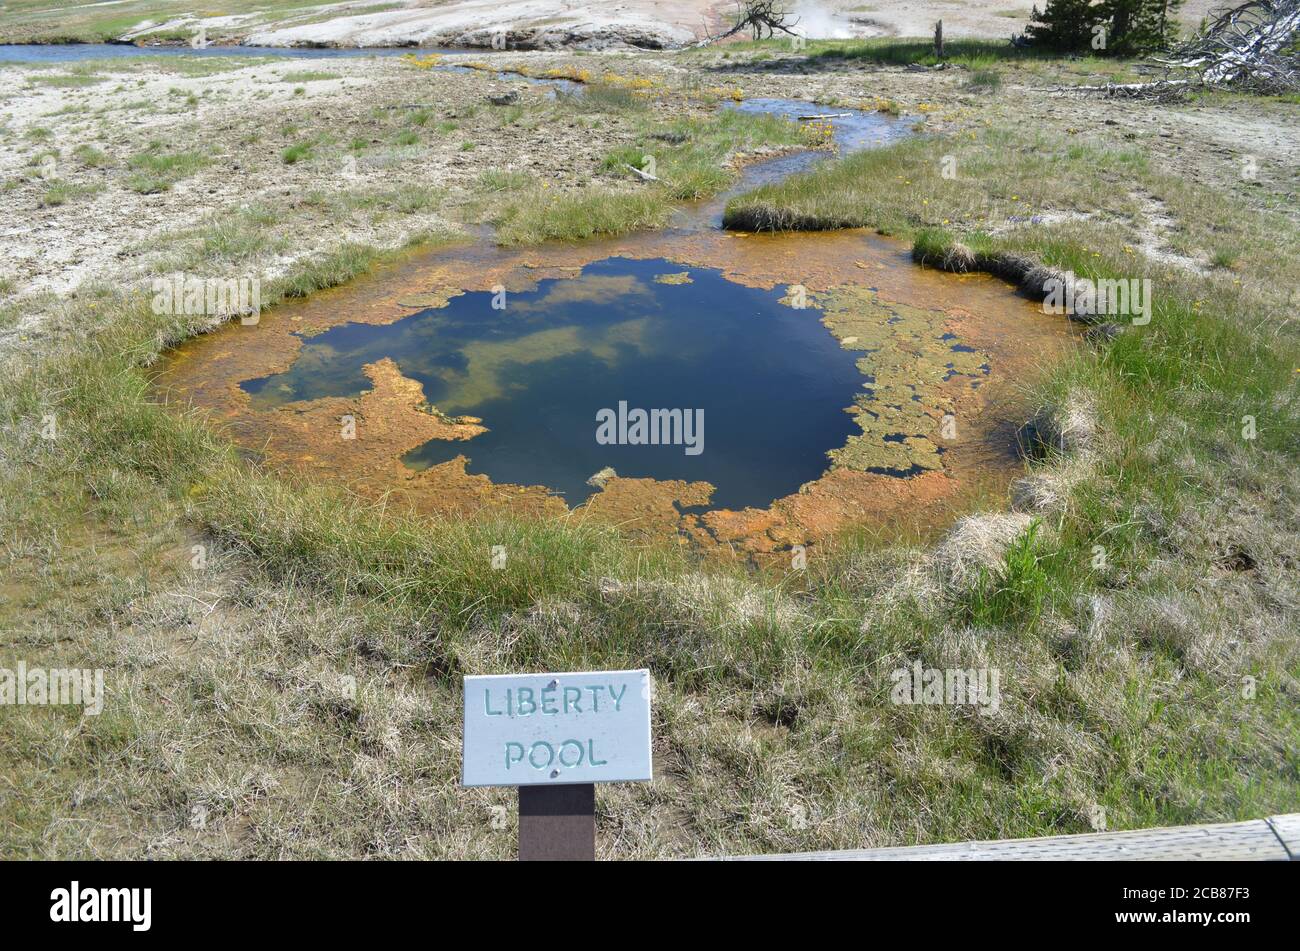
[155,87,1073,553]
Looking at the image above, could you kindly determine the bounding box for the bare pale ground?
[241,0,719,48]
[93,0,735,49]
[1,0,1229,48]
[823,0,1225,40]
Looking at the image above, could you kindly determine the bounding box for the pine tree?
[1027,0,1183,55]
[1025,0,1105,52]
[1102,0,1183,54]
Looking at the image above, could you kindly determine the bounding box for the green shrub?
[965,522,1055,627]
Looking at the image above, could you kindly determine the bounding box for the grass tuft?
[125,143,208,193]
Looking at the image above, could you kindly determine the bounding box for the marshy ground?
[0,33,1297,858]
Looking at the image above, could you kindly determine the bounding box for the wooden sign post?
[518,783,595,861]
[462,669,653,861]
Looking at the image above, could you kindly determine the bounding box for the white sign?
[462,669,652,788]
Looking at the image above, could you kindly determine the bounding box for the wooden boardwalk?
[721,813,1300,861]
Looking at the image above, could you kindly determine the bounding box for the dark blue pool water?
[243,256,867,509]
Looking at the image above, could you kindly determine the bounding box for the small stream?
[680,99,909,230]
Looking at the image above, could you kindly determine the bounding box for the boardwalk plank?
[719,814,1299,861]
[1266,814,1300,860]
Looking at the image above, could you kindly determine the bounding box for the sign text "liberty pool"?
[461,670,652,787]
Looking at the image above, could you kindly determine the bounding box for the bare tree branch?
[691,0,803,48]
[1160,0,1300,92]
[1066,0,1300,99]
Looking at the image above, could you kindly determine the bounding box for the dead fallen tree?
[1065,0,1300,98]
[691,0,801,47]
[1164,0,1300,92]
[1057,77,1193,101]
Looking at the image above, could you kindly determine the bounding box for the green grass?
[279,131,335,164]
[280,141,314,164]
[72,144,110,168]
[274,243,395,300]
[495,188,669,245]
[93,54,276,78]
[967,69,1003,90]
[157,203,282,270]
[709,36,1044,69]
[26,73,105,88]
[326,184,444,216]
[39,180,103,207]
[815,38,1033,68]
[495,103,813,243]
[699,36,1144,84]
[279,70,341,83]
[556,83,648,113]
[477,169,534,192]
[601,145,653,173]
[723,129,1145,241]
[125,143,209,193]
[381,184,442,214]
[1210,246,1240,269]
[965,521,1054,627]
